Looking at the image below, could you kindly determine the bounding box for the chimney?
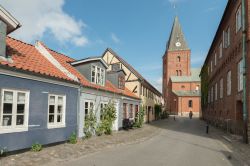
[0,20,7,59]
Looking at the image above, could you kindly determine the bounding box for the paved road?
[60,117,240,166]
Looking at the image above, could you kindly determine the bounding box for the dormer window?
[91,65,105,86]
[118,76,125,90]
[112,63,121,71]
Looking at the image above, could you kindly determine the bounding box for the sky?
[0,0,228,92]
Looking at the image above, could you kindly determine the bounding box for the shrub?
[134,105,145,128]
[31,143,42,152]
[69,132,77,144]
[95,125,104,136]
[154,104,162,120]
[0,147,7,157]
[84,109,97,139]
[99,102,116,135]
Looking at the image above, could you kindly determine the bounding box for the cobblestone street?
[0,122,161,166]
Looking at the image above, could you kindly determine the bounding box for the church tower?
[162,16,191,108]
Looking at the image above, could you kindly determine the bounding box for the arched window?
[179,70,182,76]
[177,56,181,62]
[176,70,179,76]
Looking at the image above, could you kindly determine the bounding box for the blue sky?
[1,0,228,91]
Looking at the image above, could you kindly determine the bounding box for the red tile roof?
[41,43,140,100]
[0,37,140,100]
[0,37,76,83]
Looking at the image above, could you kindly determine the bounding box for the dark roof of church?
[172,90,201,97]
[167,16,189,51]
[171,68,201,83]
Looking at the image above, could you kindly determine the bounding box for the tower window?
[177,56,181,62]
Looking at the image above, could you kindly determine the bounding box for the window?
[196,85,199,91]
[181,85,185,89]
[223,27,230,48]
[236,5,242,32]
[214,52,217,66]
[129,104,133,118]
[220,78,223,99]
[91,65,105,86]
[227,71,232,96]
[211,61,213,73]
[215,83,218,101]
[0,89,29,133]
[48,95,66,128]
[123,103,127,119]
[208,89,210,104]
[100,102,107,120]
[238,59,243,91]
[176,70,179,76]
[219,42,223,58]
[135,105,139,117]
[188,100,193,108]
[177,56,181,62]
[111,63,120,71]
[118,76,125,90]
[179,70,182,76]
[84,101,94,120]
[211,86,214,103]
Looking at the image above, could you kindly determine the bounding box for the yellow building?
[102,48,162,122]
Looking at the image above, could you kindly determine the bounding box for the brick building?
[163,16,201,117]
[200,0,250,141]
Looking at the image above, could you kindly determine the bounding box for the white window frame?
[238,59,243,92]
[223,27,230,48]
[91,65,105,86]
[220,78,224,99]
[227,70,232,96]
[100,102,108,120]
[0,89,30,134]
[84,100,95,119]
[236,5,242,33]
[47,94,66,129]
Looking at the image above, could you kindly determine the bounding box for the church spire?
[167,16,189,51]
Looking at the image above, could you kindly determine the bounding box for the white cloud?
[0,0,88,46]
[111,33,120,43]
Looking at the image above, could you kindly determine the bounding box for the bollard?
[206,124,209,134]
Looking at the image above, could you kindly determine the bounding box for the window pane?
[16,115,24,125]
[17,92,26,103]
[57,115,62,123]
[58,97,63,105]
[17,104,25,114]
[4,91,13,103]
[2,115,12,126]
[3,103,12,114]
[49,115,54,123]
[49,96,55,104]
[49,105,55,114]
[58,105,62,114]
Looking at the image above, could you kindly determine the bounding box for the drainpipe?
[242,0,248,144]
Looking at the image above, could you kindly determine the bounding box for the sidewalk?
[209,124,250,166]
[0,122,162,166]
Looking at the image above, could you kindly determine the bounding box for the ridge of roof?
[103,48,162,96]
[41,44,140,100]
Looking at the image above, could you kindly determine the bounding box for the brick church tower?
[163,16,191,111]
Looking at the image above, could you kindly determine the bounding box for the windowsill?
[0,127,28,134]
[47,124,66,129]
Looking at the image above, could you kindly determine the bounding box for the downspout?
[242,0,248,144]
[76,84,82,138]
